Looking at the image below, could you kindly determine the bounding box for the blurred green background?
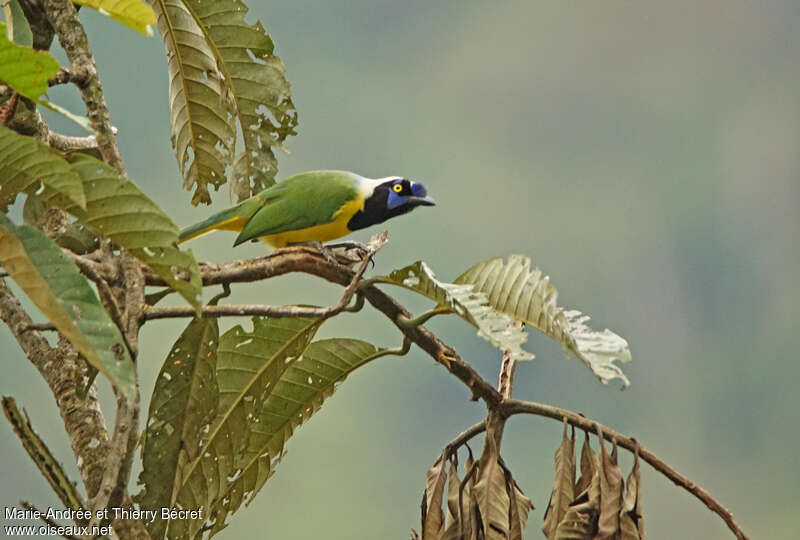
[2,1,798,538]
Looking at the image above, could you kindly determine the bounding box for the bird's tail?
[178,207,249,244]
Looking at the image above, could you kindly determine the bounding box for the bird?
[178,170,435,248]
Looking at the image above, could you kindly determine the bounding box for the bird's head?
[347,176,435,231]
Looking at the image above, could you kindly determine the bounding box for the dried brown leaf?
[596,437,624,539]
[619,448,645,540]
[507,475,532,540]
[472,437,510,540]
[575,433,598,496]
[423,454,449,540]
[542,421,576,539]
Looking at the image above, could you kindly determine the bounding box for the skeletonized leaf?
[542,422,576,539]
[381,261,532,362]
[137,317,219,540]
[596,440,624,539]
[507,475,532,540]
[73,0,156,36]
[151,0,236,205]
[0,125,85,211]
[168,316,322,538]
[455,255,631,388]
[0,214,134,400]
[422,454,448,539]
[66,155,201,307]
[182,0,298,200]
[620,450,645,539]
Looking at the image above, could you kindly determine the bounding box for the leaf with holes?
[380,261,532,362]
[166,316,323,538]
[73,0,156,36]
[66,155,201,307]
[182,0,298,201]
[206,337,385,536]
[456,255,632,388]
[137,317,218,540]
[151,0,236,205]
[0,214,134,400]
[0,125,85,212]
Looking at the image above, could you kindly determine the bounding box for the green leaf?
[380,261,533,362]
[0,21,58,100]
[0,23,90,130]
[3,1,33,47]
[0,123,86,212]
[206,337,383,536]
[73,0,156,36]
[0,213,135,400]
[66,155,201,307]
[456,255,632,388]
[168,316,322,539]
[151,0,236,205]
[183,0,298,201]
[137,317,219,540]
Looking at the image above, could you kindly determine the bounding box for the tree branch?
[42,0,125,175]
[498,399,750,540]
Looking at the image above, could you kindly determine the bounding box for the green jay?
[178,170,435,248]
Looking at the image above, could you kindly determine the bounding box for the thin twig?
[498,399,750,540]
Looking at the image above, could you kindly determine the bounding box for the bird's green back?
[234,170,362,245]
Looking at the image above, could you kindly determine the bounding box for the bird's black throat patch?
[347,183,416,231]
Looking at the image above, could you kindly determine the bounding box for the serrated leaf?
[596,439,624,539]
[542,422,576,539]
[456,255,632,388]
[381,261,532,362]
[167,316,322,539]
[182,0,297,200]
[0,125,85,211]
[137,317,218,540]
[0,214,134,400]
[74,0,156,36]
[66,154,201,307]
[151,0,235,205]
[422,454,448,539]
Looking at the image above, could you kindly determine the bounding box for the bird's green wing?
[234,171,361,245]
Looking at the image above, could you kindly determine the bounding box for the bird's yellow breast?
[258,197,364,248]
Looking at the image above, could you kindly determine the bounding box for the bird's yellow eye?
[392,184,403,193]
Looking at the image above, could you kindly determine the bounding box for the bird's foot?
[285,241,349,265]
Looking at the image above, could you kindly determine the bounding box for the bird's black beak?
[407,195,436,207]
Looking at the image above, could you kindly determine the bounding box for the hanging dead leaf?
[422,454,449,539]
[542,420,576,539]
[596,430,624,539]
[619,444,646,539]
